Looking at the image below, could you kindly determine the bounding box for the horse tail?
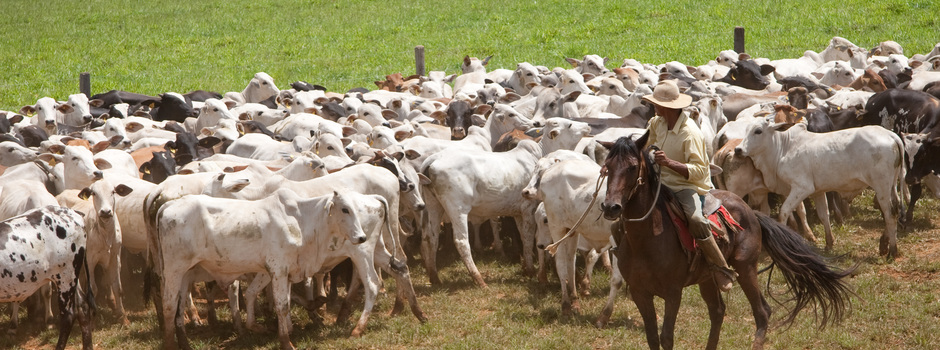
[757,212,855,329]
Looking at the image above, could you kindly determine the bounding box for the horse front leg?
[698,281,726,350]
[660,290,683,350]
[632,289,660,350]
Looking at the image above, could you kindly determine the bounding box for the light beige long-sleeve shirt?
[646,110,714,195]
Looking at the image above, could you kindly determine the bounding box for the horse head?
[598,131,652,220]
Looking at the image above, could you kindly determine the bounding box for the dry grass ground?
[1,191,938,349]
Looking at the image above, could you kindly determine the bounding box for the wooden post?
[415,45,425,77]
[733,26,745,54]
[79,72,91,98]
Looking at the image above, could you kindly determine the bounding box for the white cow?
[56,179,133,324]
[223,72,279,106]
[419,139,542,287]
[19,97,60,136]
[154,190,367,349]
[735,120,905,256]
[522,155,623,325]
[0,142,39,167]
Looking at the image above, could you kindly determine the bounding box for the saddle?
[664,191,744,253]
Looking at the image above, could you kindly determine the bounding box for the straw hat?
[642,80,692,109]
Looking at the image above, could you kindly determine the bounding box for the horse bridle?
[611,146,662,222]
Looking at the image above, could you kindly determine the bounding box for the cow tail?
[81,244,97,316]
[893,135,906,216]
[376,195,399,263]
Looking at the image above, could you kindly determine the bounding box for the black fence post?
[734,27,746,53]
[415,45,425,77]
[79,72,91,98]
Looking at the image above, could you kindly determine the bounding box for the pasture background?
[1,0,939,349]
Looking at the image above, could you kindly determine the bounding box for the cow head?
[430,100,487,140]
[734,118,800,158]
[718,55,775,90]
[906,135,940,184]
[78,180,133,221]
[326,191,368,245]
[140,148,177,184]
[531,89,580,127]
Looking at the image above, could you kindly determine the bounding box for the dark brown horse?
[598,132,854,350]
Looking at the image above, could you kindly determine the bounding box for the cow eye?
[754,129,763,135]
[262,81,268,85]
[549,103,556,108]
[7,148,13,152]
[341,208,350,214]
[213,108,219,112]
[327,146,334,150]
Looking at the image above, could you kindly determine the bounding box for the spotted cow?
[0,206,93,350]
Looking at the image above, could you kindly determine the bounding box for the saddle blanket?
[672,205,743,252]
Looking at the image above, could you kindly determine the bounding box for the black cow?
[165,132,221,165]
[137,93,199,123]
[139,148,177,184]
[861,88,940,224]
[429,100,490,140]
[717,54,775,91]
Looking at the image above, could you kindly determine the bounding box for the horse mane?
[606,135,685,219]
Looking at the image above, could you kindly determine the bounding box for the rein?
[624,158,662,222]
[544,172,605,256]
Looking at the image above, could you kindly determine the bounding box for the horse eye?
[342,208,350,214]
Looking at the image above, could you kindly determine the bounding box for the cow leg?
[514,211,536,276]
[420,204,443,285]
[595,254,623,328]
[183,289,204,326]
[350,255,380,337]
[161,272,184,350]
[489,219,505,256]
[54,284,77,350]
[270,274,296,350]
[336,269,362,325]
[827,192,846,225]
[811,193,834,251]
[9,302,19,334]
[555,235,580,316]
[244,273,271,333]
[874,187,901,258]
[450,211,487,288]
[470,220,484,251]
[374,237,425,321]
[536,249,549,284]
[794,202,816,242]
[903,184,922,226]
[777,191,810,230]
[226,281,243,334]
[579,248,600,296]
[108,251,128,325]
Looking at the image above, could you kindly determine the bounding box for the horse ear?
[636,130,650,150]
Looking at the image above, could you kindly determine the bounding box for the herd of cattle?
[1,35,940,349]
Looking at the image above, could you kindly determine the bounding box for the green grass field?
[1,1,938,110]
[2,1,940,349]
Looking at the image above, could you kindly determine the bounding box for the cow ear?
[500,93,522,104]
[57,103,74,114]
[390,151,405,161]
[7,114,24,124]
[89,99,105,108]
[342,126,358,137]
[759,64,775,76]
[125,122,145,133]
[114,184,134,197]
[91,140,111,153]
[430,111,447,125]
[597,140,614,150]
[771,122,797,132]
[563,91,581,103]
[48,144,66,155]
[139,161,151,175]
[39,153,62,166]
[94,158,113,170]
[405,149,421,160]
[709,163,723,176]
[565,57,580,68]
[177,169,194,175]
[238,112,251,121]
[198,136,222,148]
[381,109,399,120]
[78,188,93,200]
[394,130,412,142]
[417,173,432,185]
[636,129,650,150]
[19,105,36,116]
[738,53,752,61]
[471,114,487,127]
[582,73,595,82]
[473,104,492,116]
[340,138,352,147]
